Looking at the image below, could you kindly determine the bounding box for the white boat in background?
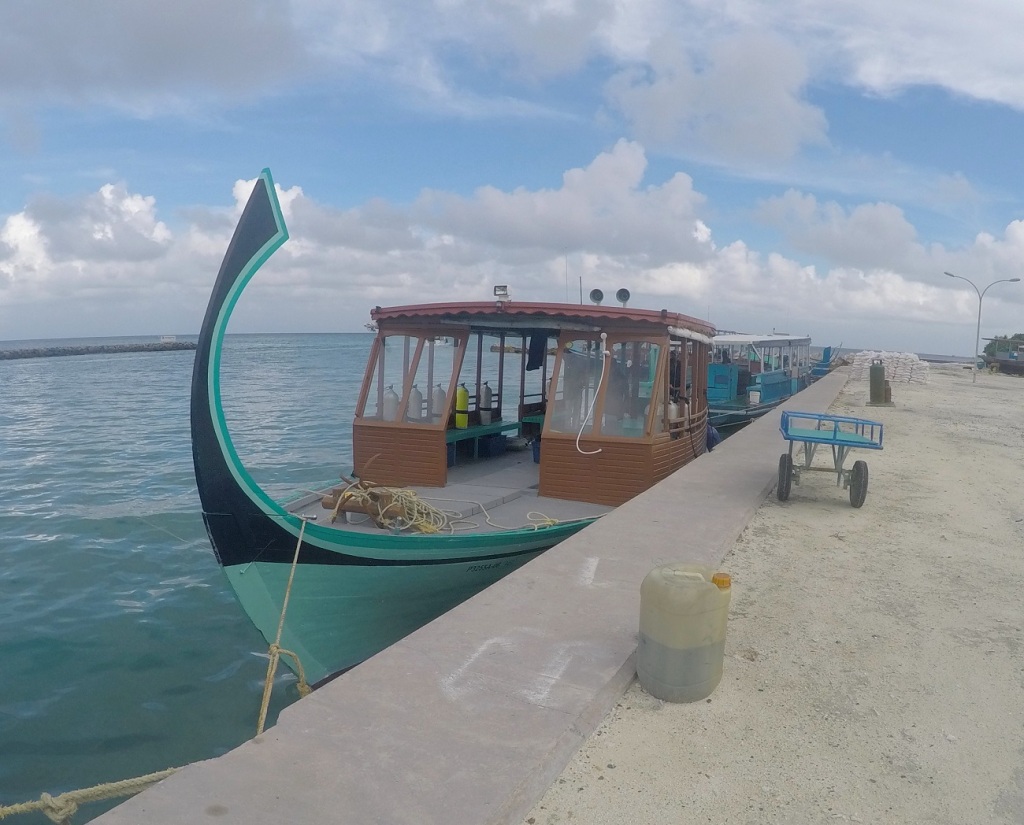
[707,332,812,429]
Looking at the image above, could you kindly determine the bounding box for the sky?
[3,1,1024,355]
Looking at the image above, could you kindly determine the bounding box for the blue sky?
[3,1,1024,355]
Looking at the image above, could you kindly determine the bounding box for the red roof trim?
[370,301,714,336]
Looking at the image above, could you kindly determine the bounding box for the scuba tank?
[455,383,469,429]
[407,384,423,421]
[431,383,447,423]
[479,381,493,424]
[382,384,400,421]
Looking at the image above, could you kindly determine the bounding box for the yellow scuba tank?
[455,383,469,428]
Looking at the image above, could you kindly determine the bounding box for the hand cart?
[777,411,884,508]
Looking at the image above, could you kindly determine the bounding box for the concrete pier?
[93,371,846,825]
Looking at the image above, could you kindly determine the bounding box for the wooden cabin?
[352,301,715,507]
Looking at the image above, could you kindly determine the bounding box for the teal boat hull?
[225,532,567,686]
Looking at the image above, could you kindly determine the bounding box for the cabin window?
[357,333,464,424]
[609,340,660,437]
[547,337,602,435]
[547,337,663,438]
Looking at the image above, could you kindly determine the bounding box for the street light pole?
[944,271,1022,383]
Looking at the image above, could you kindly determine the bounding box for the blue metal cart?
[778,411,884,508]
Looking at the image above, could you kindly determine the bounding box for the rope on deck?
[326,476,574,534]
[0,767,180,824]
[328,482,468,533]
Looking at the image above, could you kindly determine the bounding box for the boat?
[190,169,716,687]
[982,337,1024,375]
[707,332,812,430]
[809,344,841,380]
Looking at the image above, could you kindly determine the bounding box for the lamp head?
[1010,278,1022,283]
[944,271,956,278]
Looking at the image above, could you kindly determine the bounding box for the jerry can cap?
[712,572,731,589]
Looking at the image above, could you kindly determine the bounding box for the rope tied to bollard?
[0,767,180,824]
[256,516,312,736]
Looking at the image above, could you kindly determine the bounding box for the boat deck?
[285,447,613,535]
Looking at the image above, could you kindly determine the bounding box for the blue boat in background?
[810,344,841,379]
[707,332,813,430]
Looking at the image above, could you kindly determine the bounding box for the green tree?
[984,333,1024,356]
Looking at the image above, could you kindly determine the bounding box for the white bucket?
[748,389,761,404]
[637,564,732,702]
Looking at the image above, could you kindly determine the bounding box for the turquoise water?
[0,333,371,822]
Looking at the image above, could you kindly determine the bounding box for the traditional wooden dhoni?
[190,169,715,687]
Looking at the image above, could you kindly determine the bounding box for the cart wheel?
[849,460,868,508]
[777,453,793,501]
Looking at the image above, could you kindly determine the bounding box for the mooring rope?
[0,767,180,824]
[256,517,312,736]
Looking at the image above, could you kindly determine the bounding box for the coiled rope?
[0,767,180,824]
[329,482,473,534]
[330,481,581,535]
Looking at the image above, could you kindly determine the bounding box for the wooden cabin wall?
[650,424,706,482]
[539,420,706,506]
[539,437,653,506]
[353,422,447,487]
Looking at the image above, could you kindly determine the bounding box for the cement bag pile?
[848,351,930,383]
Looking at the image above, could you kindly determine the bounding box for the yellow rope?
[0,767,180,824]
[336,487,468,534]
[419,495,585,533]
[257,517,312,736]
[326,477,591,535]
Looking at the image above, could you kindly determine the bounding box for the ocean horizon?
[0,334,974,363]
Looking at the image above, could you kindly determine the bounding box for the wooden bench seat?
[445,420,522,462]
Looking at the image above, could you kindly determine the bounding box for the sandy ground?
[525,365,1024,824]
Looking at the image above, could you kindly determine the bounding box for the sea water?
[0,333,370,822]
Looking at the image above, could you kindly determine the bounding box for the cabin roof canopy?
[371,301,715,339]
[713,332,811,346]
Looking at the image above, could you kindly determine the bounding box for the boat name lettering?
[467,562,503,573]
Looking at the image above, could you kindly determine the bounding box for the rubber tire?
[777,453,793,501]
[849,460,868,508]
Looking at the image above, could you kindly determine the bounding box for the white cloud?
[5,0,1024,126]
[802,0,1024,106]
[605,32,828,164]
[757,191,922,272]
[409,140,709,263]
[23,185,171,263]
[0,0,305,113]
[3,147,1021,352]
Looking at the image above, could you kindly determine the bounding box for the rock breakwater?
[0,342,197,360]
